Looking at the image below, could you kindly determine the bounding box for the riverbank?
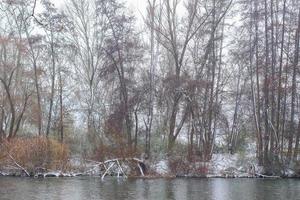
[2,138,299,179]
[0,166,295,179]
[0,171,290,179]
[0,144,298,179]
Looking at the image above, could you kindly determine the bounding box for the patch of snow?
[154,160,169,175]
[283,169,295,177]
[62,173,73,177]
[0,171,8,176]
[211,153,239,173]
[44,171,62,177]
[208,140,261,177]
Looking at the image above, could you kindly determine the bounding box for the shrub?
[169,156,190,175]
[169,156,209,176]
[0,137,70,172]
[92,142,140,161]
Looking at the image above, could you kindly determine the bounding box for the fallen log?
[101,162,115,180]
[255,173,281,179]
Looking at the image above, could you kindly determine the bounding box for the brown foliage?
[92,142,140,162]
[169,157,190,175]
[169,157,208,176]
[0,137,70,171]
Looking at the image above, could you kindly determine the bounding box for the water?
[0,177,299,200]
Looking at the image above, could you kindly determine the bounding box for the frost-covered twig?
[101,162,115,180]
[7,154,30,176]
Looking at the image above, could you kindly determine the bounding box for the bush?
[0,137,70,172]
[169,157,190,175]
[169,156,209,176]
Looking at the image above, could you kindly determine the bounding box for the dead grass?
[0,137,70,172]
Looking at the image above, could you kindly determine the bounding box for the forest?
[0,0,300,177]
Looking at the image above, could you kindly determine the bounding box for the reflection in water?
[0,177,300,200]
[213,179,228,200]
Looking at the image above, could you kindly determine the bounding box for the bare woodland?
[0,0,300,176]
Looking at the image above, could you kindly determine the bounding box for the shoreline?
[0,171,294,179]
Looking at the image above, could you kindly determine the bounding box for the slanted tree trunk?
[276,0,286,155]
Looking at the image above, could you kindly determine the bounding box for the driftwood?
[99,158,146,180]
[101,162,116,180]
[116,159,126,177]
[0,152,146,178]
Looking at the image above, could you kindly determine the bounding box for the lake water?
[0,177,299,200]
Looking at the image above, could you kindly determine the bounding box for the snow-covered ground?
[211,141,258,173]
[154,160,170,175]
[150,140,265,177]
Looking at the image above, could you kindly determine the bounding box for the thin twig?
[7,154,30,176]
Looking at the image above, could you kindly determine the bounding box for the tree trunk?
[287,9,300,163]
[59,70,64,143]
[292,9,300,161]
[46,30,56,137]
[263,0,270,168]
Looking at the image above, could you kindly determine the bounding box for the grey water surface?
[0,177,299,200]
